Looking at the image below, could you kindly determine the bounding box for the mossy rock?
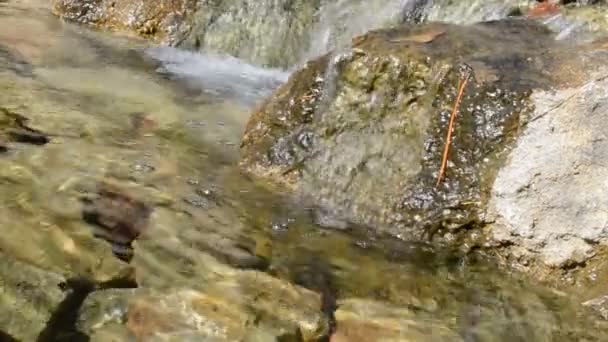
[239,18,588,242]
[0,251,67,341]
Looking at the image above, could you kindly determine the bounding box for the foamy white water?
[145,46,289,105]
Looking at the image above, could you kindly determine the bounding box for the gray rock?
[175,0,322,68]
[331,298,461,341]
[487,71,608,268]
[239,19,579,241]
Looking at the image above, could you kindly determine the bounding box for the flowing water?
[1,0,608,340]
[300,0,594,67]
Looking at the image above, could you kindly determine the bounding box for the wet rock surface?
[0,107,50,149]
[240,19,585,242]
[175,0,322,68]
[51,0,197,41]
[0,251,67,341]
[0,45,34,77]
[584,295,608,320]
[5,0,608,341]
[330,298,461,341]
[79,271,329,341]
[50,0,608,69]
[81,181,152,262]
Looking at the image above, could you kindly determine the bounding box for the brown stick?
[436,75,469,187]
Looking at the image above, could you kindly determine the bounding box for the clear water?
[1,0,607,340]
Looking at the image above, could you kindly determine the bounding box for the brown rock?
[81,181,152,262]
[51,0,197,41]
[331,299,460,342]
[0,107,50,147]
[126,298,183,340]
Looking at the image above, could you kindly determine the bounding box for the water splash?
[302,0,416,62]
[145,47,289,105]
[421,0,524,24]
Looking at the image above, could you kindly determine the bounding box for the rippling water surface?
[1,0,607,341]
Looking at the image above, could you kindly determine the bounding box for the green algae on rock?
[486,69,608,272]
[77,273,329,341]
[51,0,322,68]
[7,0,608,340]
[0,251,67,341]
[240,19,570,242]
[51,0,197,41]
[176,0,322,68]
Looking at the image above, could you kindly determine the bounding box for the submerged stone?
[0,107,50,148]
[0,45,34,77]
[78,271,330,341]
[0,251,68,341]
[331,298,461,341]
[81,181,152,262]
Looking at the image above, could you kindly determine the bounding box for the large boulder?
[240,19,574,238]
[239,18,608,278]
[0,251,68,341]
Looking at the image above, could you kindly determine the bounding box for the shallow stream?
[1,0,608,340]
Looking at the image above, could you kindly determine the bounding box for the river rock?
[51,0,322,68]
[583,295,608,320]
[125,208,330,340]
[240,19,584,241]
[51,0,197,41]
[176,0,322,68]
[486,70,608,270]
[78,272,329,341]
[0,251,68,341]
[331,298,460,342]
[50,0,608,69]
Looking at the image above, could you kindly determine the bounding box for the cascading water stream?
[145,47,288,106]
[146,0,598,101]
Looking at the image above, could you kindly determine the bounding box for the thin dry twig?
[436,74,470,187]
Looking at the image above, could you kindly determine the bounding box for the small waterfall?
[144,0,600,106]
[302,0,417,62]
[145,47,288,105]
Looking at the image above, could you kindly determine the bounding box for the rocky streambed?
[2,0,608,341]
